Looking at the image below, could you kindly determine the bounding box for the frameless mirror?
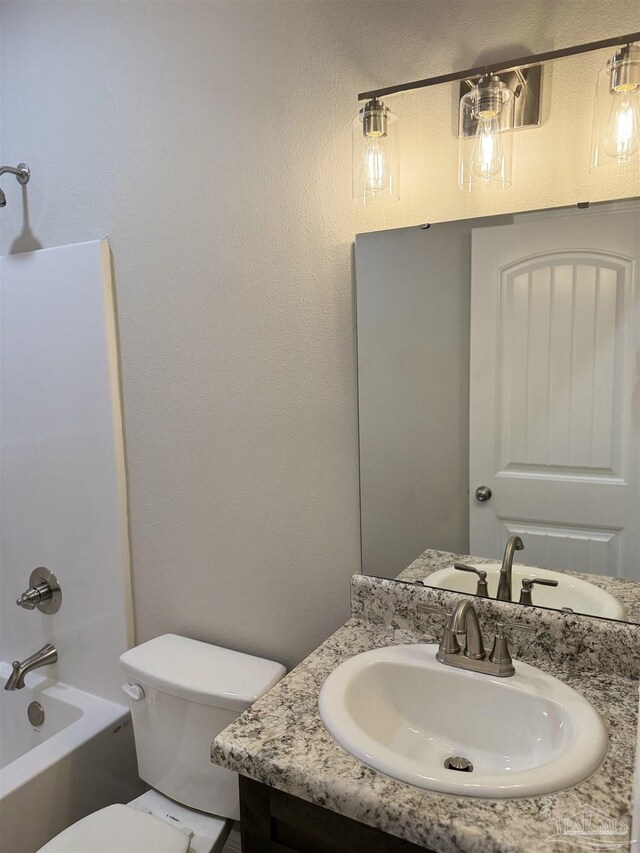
[355,198,640,623]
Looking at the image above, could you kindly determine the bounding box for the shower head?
[0,162,30,208]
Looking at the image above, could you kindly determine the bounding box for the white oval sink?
[424,563,625,620]
[319,644,607,798]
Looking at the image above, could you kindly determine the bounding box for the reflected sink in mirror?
[424,563,625,620]
[319,644,608,798]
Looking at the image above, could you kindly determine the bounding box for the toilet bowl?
[37,634,286,853]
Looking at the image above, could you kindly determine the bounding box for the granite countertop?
[396,548,640,624]
[212,576,640,853]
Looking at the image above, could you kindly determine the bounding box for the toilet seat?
[37,804,192,853]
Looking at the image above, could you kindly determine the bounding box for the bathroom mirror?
[355,197,640,623]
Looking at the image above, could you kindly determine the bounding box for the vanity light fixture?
[590,43,640,174]
[457,65,542,192]
[354,31,640,203]
[352,98,399,205]
[458,75,516,191]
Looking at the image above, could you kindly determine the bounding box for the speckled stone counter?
[396,548,640,624]
[212,575,640,852]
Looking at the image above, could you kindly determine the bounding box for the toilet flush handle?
[122,682,145,701]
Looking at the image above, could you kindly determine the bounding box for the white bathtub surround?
[0,663,143,853]
[0,240,133,702]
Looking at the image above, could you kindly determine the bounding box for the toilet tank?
[120,634,285,821]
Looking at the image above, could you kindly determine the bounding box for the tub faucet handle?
[17,589,41,609]
[16,568,62,614]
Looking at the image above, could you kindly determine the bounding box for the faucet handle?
[518,577,559,605]
[416,605,460,655]
[522,578,559,588]
[454,563,489,597]
[16,588,42,609]
[15,568,61,614]
[489,622,536,676]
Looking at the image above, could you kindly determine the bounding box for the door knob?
[475,486,492,502]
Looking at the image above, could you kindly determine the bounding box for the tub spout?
[4,644,58,690]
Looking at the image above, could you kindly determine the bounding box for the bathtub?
[0,662,144,853]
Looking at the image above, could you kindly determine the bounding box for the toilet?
[37,634,286,853]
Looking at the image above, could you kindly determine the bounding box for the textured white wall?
[1,1,638,668]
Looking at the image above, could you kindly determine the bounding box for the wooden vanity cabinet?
[239,776,434,853]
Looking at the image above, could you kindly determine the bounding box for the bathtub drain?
[28,701,45,727]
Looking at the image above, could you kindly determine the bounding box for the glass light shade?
[590,46,640,175]
[352,101,399,205]
[458,81,514,192]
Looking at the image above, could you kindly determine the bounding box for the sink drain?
[444,756,473,772]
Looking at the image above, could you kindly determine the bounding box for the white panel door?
[469,204,639,579]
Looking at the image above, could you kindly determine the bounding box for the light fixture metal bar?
[357,31,640,101]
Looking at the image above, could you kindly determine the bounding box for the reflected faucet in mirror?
[453,562,489,596]
[454,536,559,606]
[496,535,524,601]
[452,537,527,600]
[453,536,558,605]
[519,576,559,605]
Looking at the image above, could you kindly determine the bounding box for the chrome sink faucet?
[496,535,524,601]
[419,599,534,678]
[4,644,58,690]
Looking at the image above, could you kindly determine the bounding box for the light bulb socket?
[473,76,505,120]
[608,44,640,93]
[458,75,514,190]
[361,98,388,138]
[352,100,399,204]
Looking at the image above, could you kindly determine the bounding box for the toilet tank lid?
[120,634,286,711]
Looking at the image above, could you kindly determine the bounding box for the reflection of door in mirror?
[470,205,639,579]
[355,199,639,598]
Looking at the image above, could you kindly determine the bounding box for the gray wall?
[1,1,638,667]
[356,218,512,577]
